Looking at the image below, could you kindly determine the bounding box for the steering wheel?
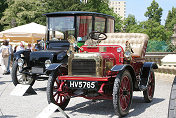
[89,31,107,40]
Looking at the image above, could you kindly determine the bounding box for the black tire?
[47,71,70,110]
[113,70,133,117]
[11,60,35,86]
[143,69,155,103]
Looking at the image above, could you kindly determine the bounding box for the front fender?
[46,63,62,75]
[14,50,31,61]
[143,62,158,69]
[13,50,25,61]
[141,62,158,80]
[111,64,135,74]
[139,62,158,91]
[111,64,136,85]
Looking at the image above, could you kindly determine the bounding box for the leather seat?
[99,33,149,58]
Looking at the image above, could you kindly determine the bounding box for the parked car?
[11,11,115,86]
[46,31,158,117]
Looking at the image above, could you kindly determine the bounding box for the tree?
[144,0,163,23]
[165,7,176,31]
[1,0,48,29]
[1,0,84,29]
[45,0,83,12]
[0,0,8,31]
[123,14,137,32]
[141,20,171,41]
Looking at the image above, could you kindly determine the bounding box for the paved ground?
[0,70,175,118]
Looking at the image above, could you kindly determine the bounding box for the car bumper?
[59,76,110,81]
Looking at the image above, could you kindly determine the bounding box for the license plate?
[68,81,97,89]
[32,67,44,74]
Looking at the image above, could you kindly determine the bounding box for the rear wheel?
[113,70,133,117]
[11,60,35,86]
[143,70,155,103]
[47,71,70,110]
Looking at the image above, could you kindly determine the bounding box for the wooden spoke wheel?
[143,70,155,103]
[113,70,133,117]
[47,72,70,110]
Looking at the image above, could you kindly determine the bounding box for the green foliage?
[45,0,83,12]
[123,14,137,32]
[165,7,176,32]
[141,20,171,41]
[0,0,8,31]
[127,0,172,43]
[144,0,163,23]
[1,0,84,29]
[1,0,47,29]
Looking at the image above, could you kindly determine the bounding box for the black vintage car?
[11,11,115,86]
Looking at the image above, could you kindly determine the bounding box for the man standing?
[0,40,12,75]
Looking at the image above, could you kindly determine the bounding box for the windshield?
[48,16,75,40]
[95,17,106,32]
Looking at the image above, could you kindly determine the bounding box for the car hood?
[30,50,66,61]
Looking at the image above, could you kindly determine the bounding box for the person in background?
[34,41,42,51]
[26,43,33,51]
[0,40,12,75]
[16,41,25,52]
[7,44,13,72]
[13,45,18,53]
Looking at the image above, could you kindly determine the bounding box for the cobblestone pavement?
[0,70,175,118]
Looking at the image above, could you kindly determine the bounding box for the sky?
[113,0,176,25]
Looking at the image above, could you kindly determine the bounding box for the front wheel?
[11,60,35,86]
[47,71,70,110]
[113,70,133,117]
[143,70,155,103]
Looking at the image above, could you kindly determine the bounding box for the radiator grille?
[72,59,96,76]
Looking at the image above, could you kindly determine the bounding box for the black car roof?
[44,11,114,19]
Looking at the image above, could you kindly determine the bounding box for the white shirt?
[16,46,25,52]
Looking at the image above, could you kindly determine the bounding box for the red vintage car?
[46,12,158,117]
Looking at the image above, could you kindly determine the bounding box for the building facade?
[109,0,126,19]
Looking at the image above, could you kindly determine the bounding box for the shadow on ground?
[0,115,17,118]
[126,96,164,117]
[0,81,12,85]
[66,95,164,117]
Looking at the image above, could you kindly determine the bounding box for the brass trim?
[99,47,107,52]
[68,53,104,77]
